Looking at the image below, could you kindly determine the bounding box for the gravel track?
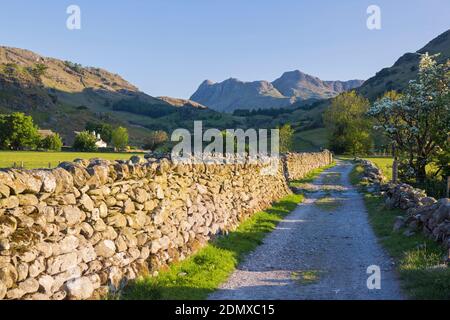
[209,161,404,300]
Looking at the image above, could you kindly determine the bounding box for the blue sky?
[0,0,449,98]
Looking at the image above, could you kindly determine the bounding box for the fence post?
[392,160,398,184]
[391,144,398,184]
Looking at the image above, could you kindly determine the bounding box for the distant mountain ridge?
[190,71,364,113]
[358,29,450,100]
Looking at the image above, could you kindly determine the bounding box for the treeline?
[112,98,177,118]
[232,107,295,117]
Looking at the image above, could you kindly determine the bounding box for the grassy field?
[351,165,450,299]
[364,157,394,180]
[293,128,328,152]
[0,151,144,169]
[121,193,304,300]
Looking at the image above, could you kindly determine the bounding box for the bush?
[40,133,63,151]
[73,131,98,152]
[143,130,169,150]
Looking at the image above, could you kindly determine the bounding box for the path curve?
[209,161,404,300]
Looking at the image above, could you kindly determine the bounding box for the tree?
[111,127,129,151]
[368,54,450,183]
[73,131,98,152]
[279,124,294,153]
[0,112,40,150]
[85,122,113,143]
[40,133,63,151]
[29,63,48,79]
[323,91,373,155]
[143,130,169,150]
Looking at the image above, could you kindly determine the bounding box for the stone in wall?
[283,150,333,180]
[0,151,332,300]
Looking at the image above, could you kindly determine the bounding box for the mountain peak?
[190,70,364,113]
[201,79,215,86]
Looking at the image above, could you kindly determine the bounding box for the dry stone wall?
[0,151,332,300]
[356,159,450,249]
[283,150,333,181]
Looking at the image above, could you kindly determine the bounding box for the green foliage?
[369,54,450,184]
[0,112,40,150]
[233,107,294,117]
[85,122,113,143]
[40,133,63,151]
[73,131,98,152]
[111,127,129,151]
[323,91,373,155]
[121,194,303,300]
[279,123,294,153]
[143,130,169,150]
[29,63,48,78]
[3,63,18,76]
[64,60,83,73]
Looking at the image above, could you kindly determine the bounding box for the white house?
[74,131,108,148]
[92,131,107,148]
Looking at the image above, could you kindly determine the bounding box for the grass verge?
[351,164,450,300]
[121,193,304,300]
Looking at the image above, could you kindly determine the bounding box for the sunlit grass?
[121,194,304,300]
[315,196,341,211]
[0,151,143,169]
[291,270,324,286]
[351,165,450,300]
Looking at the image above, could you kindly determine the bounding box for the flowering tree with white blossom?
[368,53,450,184]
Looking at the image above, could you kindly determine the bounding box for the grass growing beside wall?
[121,193,304,300]
[351,164,450,300]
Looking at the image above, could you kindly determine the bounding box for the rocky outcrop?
[356,159,450,248]
[190,78,292,113]
[272,71,363,101]
[0,151,332,300]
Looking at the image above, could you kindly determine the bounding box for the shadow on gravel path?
[208,161,405,300]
